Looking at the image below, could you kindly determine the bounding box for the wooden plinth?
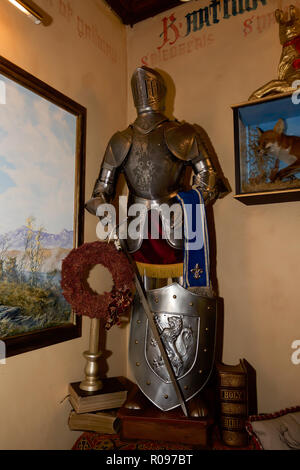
[117,404,214,447]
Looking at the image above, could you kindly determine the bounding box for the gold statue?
[249,5,300,100]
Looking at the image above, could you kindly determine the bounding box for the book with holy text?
[217,359,250,447]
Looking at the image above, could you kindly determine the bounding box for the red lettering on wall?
[157,14,180,50]
[143,33,215,68]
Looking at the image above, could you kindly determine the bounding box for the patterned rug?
[72,427,256,451]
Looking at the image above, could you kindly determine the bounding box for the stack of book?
[68,377,128,434]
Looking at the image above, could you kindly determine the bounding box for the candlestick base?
[80,350,103,392]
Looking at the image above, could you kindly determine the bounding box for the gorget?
[133,112,168,134]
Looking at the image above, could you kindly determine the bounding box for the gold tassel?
[136,262,183,279]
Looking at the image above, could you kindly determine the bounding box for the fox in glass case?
[257,118,300,182]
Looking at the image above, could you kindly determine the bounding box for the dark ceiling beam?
[104,0,133,25]
[105,0,183,26]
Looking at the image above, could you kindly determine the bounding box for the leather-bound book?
[68,377,127,414]
[68,408,120,434]
[217,359,250,447]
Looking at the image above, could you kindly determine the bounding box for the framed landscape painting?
[0,56,86,357]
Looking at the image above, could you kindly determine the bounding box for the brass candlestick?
[80,318,103,392]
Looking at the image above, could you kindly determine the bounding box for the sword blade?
[118,237,188,417]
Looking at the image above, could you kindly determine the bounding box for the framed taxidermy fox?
[232,93,300,205]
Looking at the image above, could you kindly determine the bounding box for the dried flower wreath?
[61,241,134,330]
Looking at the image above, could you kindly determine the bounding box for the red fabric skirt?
[132,211,183,265]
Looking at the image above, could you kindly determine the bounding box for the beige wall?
[0,0,299,451]
[126,0,300,414]
[0,0,127,450]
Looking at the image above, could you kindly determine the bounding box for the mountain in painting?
[0,226,73,251]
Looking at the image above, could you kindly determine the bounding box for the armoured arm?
[85,128,133,216]
[192,158,218,203]
[85,164,118,215]
[191,124,220,203]
[164,121,219,204]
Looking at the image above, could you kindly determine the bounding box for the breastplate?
[123,125,185,200]
[121,125,185,253]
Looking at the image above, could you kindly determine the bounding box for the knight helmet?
[131,66,167,114]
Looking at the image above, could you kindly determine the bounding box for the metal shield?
[129,282,217,411]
